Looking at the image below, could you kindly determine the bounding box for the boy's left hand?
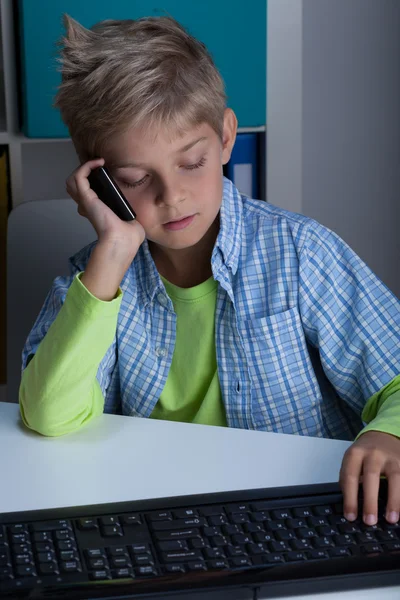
[339,430,400,525]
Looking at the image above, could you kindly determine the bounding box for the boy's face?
[103,109,237,251]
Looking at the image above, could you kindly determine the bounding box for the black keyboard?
[0,482,399,599]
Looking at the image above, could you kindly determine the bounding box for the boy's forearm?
[81,240,136,301]
[19,274,121,436]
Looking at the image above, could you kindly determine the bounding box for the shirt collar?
[215,176,243,275]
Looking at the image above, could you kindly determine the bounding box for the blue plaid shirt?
[23,177,399,440]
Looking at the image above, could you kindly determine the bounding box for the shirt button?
[155,346,167,358]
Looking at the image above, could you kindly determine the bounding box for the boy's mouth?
[163,214,196,231]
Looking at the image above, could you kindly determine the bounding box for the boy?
[20,15,400,528]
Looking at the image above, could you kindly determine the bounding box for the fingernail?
[386,511,399,523]
[345,513,356,521]
[364,514,377,526]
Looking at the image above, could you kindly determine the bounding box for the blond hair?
[54,15,227,158]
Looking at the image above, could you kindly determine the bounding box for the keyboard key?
[165,563,185,573]
[88,558,108,569]
[173,509,198,519]
[226,546,247,557]
[109,546,129,556]
[34,542,53,553]
[247,543,267,556]
[147,511,172,521]
[16,565,37,577]
[90,569,110,580]
[130,543,151,554]
[259,553,284,564]
[9,525,28,535]
[38,562,59,575]
[362,543,383,554]
[136,566,158,576]
[199,506,225,517]
[329,547,352,558]
[314,506,333,517]
[313,537,335,549]
[253,532,274,543]
[100,516,119,526]
[33,532,51,543]
[287,518,307,529]
[293,507,313,518]
[0,567,14,581]
[190,538,209,549]
[226,503,250,514]
[113,567,134,578]
[208,559,229,570]
[269,541,290,552]
[36,552,55,563]
[308,550,329,560]
[32,520,71,532]
[111,556,131,568]
[134,554,154,566]
[271,509,292,520]
[13,543,32,554]
[286,551,307,561]
[275,530,295,541]
[120,514,142,526]
[383,541,400,552]
[55,530,72,541]
[265,521,285,531]
[77,518,98,530]
[57,540,77,551]
[162,550,202,562]
[60,550,78,561]
[86,548,106,559]
[187,561,207,571]
[290,539,313,551]
[230,556,252,568]
[60,560,82,573]
[334,534,356,546]
[252,511,270,523]
[230,513,250,525]
[154,528,201,541]
[297,528,317,538]
[101,525,123,537]
[209,515,228,526]
[204,548,225,559]
[15,553,34,565]
[158,540,188,552]
[152,518,206,531]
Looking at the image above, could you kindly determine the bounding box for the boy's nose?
[156,184,185,207]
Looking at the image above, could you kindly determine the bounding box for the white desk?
[0,401,398,599]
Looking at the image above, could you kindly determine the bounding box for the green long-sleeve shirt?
[20,273,400,439]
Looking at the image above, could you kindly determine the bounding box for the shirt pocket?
[238,306,323,435]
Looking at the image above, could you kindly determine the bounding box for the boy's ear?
[221,108,238,165]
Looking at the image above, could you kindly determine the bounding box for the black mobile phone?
[88,166,136,222]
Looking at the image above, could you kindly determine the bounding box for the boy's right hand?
[66,158,145,301]
[66,158,145,256]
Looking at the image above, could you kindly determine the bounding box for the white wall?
[267,0,400,297]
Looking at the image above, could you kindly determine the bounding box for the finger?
[385,465,400,523]
[73,158,105,204]
[339,447,363,521]
[361,455,382,525]
[65,158,104,202]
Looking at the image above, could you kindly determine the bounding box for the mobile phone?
[88,166,136,222]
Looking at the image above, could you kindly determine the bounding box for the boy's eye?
[122,174,149,189]
[184,157,207,170]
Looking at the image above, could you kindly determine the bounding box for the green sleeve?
[19,273,122,437]
[355,374,400,440]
